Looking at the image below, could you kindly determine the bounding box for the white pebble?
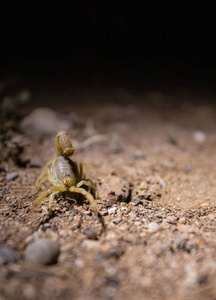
[208,214,215,221]
[120,207,127,211]
[82,240,99,249]
[193,131,206,143]
[142,218,148,224]
[6,173,18,181]
[108,207,117,214]
[129,212,137,220]
[74,258,84,268]
[148,222,160,232]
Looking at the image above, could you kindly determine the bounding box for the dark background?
[1,1,216,93]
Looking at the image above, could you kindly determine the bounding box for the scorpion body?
[51,156,78,187]
[34,130,104,228]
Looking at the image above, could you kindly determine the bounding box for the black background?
[1,1,216,92]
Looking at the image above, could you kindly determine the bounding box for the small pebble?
[134,221,142,227]
[179,217,187,224]
[71,220,81,229]
[104,286,117,298]
[166,215,177,224]
[129,212,137,220]
[83,227,98,240]
[208,214,215,221]
[176,238,188,252]
[177,224,196,234]
[132,151,146,160]
[100,209,108,216]
[185,165,193,173]
[193,131,206,143]
[183,270,198,287]
[148,222,160,232]
[29,157,43,168]
[22,284,37,299]
[120,206,128,212]
[142,218,148,224]
[113,216,122,224]
[132,199,141,206]
[168,134,178,145]
[132,194,152,205]
[134,194,151,200]
[0,246,19,264]
[74,258,84,268]
[108,207,117,214]
[82,240,99,249]
[5,173,18,181]
[24,238,60,265]
[106,199,114,207]
[42,223,51,228]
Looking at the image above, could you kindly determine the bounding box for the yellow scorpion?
[34,130,105,228]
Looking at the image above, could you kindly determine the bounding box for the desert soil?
[1,88,216,300]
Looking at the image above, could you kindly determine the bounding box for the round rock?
[83,227,98,240]
[24,238,60,265]
[5,173,18,181]
[148,222,160,232]
[20,107,70,137]
[0,246,19,264]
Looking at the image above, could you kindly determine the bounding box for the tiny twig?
[77,134,108,150]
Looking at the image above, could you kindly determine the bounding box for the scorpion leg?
[77,179,97,193]
[78,163,83,180]
[76,163,98,196]
[36,172,47,190]
[73,162,83,182]
[33,186,65,208]
[47,187,66,212]
[49,192,57,212]
[69,186,105,229]
[37,159,63,188]
[70,187,97,214]
[35,176,49,190]
[35,158,54,189]
[33,189,50,207]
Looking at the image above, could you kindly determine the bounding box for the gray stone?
[132,194,152,205]
[20,107,71,137]
[5,173,18,181]
[0,246,19,264]
[113,216,122,224]
[83,227,98,240]
[24,238,60,265]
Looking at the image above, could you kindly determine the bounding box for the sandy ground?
[1,88,216,300]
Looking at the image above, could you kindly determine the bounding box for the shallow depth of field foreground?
[1,87,216,300]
